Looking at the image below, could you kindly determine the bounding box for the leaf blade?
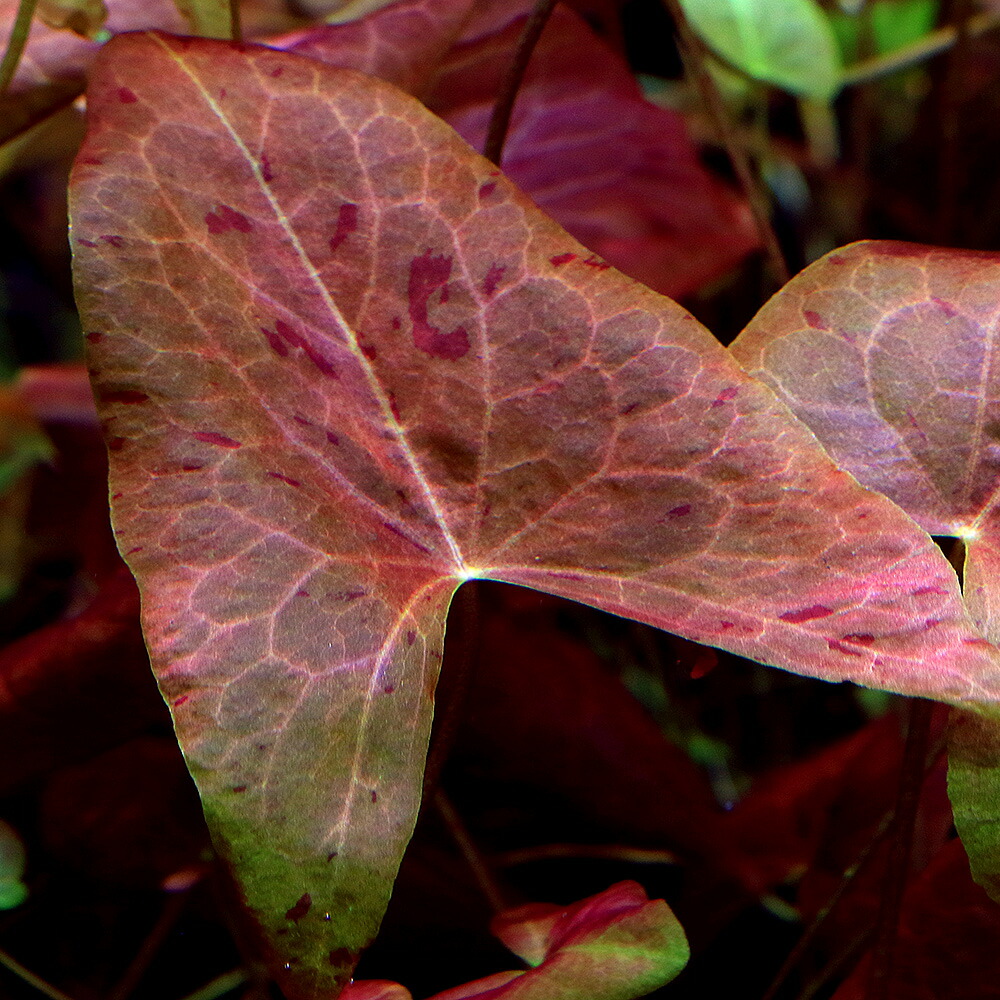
[71,37,1000,994]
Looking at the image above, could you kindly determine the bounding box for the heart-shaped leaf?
[70,36,1000,996]
[730,240,1000,906]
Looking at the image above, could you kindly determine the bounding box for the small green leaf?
[36,0,106,38]
[0,819,27,910]
[948,704,1000,906]
[678,0,843,99]
[170,0,231,39]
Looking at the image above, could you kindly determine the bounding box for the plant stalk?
[866,698,934,1000]
[660,0,790,287]
[483,0,557,166]
[0,0,39,96]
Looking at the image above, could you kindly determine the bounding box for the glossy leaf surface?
[70,35,1000,996]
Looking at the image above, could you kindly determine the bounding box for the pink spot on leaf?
[779,605,835,624]
[583,256,610,270]
[85,331,103,342]
[261,154,274,182]
[275,319,306,349]
[666,504,691,518]
[78,239,98,247]
[407,250,470,360]
[118,87,138,103]
[232,785,247,793]
[326,431,340,446]
[382,521,431,553]
[406,630,416,645]
[711,387,739,408]
[205,204,252,235]
[268,472,301,488]
[99,234,125,248]
[329,202,358,253]
[193,431,241,449]
[842,633,876,645]
[483,263,505,296]
[828,640,865,657]
[383,685,394,694]
[103,389,148,404]
[932,296,959,318]
[913,585,948,596]
[550,252,577,266]
[285,893,311,922]
[370,790,378,803]
[173,695,188,707]
[478,181,496,199]
[304,346,337,378]
[803,309,826,329]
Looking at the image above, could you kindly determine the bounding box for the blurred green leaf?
[0,819,27,910]
[831,0,939,61]
[678,0,843,99]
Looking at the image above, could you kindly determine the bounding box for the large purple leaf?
[69,36,1000,996]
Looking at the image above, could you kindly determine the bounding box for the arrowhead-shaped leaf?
[70,37,1000,996]
[730,240,1000,906]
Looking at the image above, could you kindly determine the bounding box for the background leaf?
[71,35,1000,994]
[677,0,843,100]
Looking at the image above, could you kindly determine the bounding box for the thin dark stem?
[760,812,892,1000]
[796,926,873,1000]
[0,0,39,96]
[483,0,557,166]
[935,0,974,244]
[228,0,242,45]
[841,8,1000,86]
[107,885,194,1000]
[177,969,248,1000]
[0,946,78,1000]
[434,788,509,914]
[660,0,789,288]
[866,698,934,1000]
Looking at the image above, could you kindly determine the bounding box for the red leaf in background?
[279,0,474,96]
[728,710,948,892]
[40,736,207,888]
[454,583,738,868]
[0,568,164,794]
[70,34,1000,994]
[830,838,1000,1000]
[427,1,760,299]
[275,0,760,299]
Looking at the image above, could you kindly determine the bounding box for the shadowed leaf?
[70,36,1000,996]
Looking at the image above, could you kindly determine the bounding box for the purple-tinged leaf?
[70,36,1000,995]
